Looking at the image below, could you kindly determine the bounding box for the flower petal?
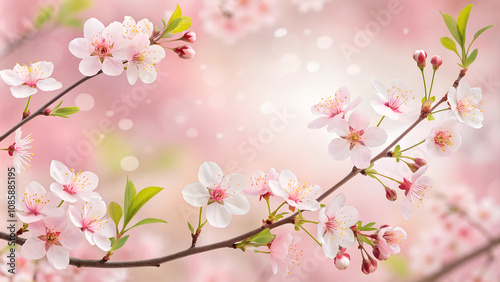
[94,232,112,251]
[0,69,23,86]
[224,194,250,215]
[350,145,372,169]
[10,85,37,98]
[325,193,345,218]
[363,127,387,147]
[126,63,138,85]
[328,138,350,161]
[182,182,210,207]
[36,78,62,91]
[222,173,246,193]
[102,57,124,76]
[20,238,46,260]
[79,56,102,76]
[69,38,92,58]
[83,18,105,40]
[47,245,70,269]
[308,117,330,129]
[206,203,231,228]
[198,161,223,188]
[348,111,369,131]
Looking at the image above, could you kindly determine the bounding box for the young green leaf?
[364,222,376,228]
[124,176,136,220]
[108,201,123,226]
[440,37,459,56]
[167,4,182,25]
[465,48,478,67]
[114,235,130,251]
[123,218,167,233]
[161,18,167,28]
[54,107,79,116]
[50,114,69,118]
[357,234,374,247]
[427,113,435,121]
[248,228,275,244]
[469,25,494,48]
[187,221,195,234]
[62,0,93,14]
[123,186,163,228]
[440,12,462,47]
[170,17,192,34]
[163,18,182,37]
[456,4,473,43]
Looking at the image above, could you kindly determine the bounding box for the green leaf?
[465,48,478,67]
[440,37,459,56]
[53,100,64,111]
[108,201,123,226]
[50,114,69,118]
[161,18,167,28]
[167,4,182,25]
[114,235,129,251]
[320,204,326,208]
[456,4,473,44]
[427,114,435,121]
[364,222,376,228]
[472,25,493,43]
[249,228,275,244]
[394,145,401,153]
[123,186,163,228]
[62,0,93,14]
[358,234,374,247]
[110,237,115,245]
[34,6,55,28]
[123,218,167,233]
[440,12,462,47]
[124,176,136,221]
[162,18,182,37]
[187,221,195,234]
[170,17,192,34]
[54,107,79,116]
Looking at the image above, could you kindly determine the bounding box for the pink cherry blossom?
[122,16,153,39]
[68,198,116,251]
[376,226,407,260]
[426,119,462,157]
[173,45,195,59]
[308,87,362,131]
[69,18,129,76]
[16,181,63,223]
[269,170,321,211]
[328,111,387,169]
[317,193,359,258]
[20,215,82,270]
[447,82,484,128]
[269,230,302,274]
[244,168,278,197]
[413,50,427,68]
[49,160,101,203]
[182,161,250,228]
[7,128,33,173]
[399,166,433,220]
[0,61,62,98]
[370,78,419,121]
[126,33,166,85]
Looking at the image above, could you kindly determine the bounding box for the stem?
[272,201,287,215]
[23,96,31,114]
[299,226,322,247]
[198,207,203,229]
[57,200,64,208]
[428,69,436,97]
[376,116,385,127]
[0,72,103,143]
[372,173,401,184]
[399,139,426,153]
[430,108,450,115]
[0,70,467,269]
[265,197,271,216]
[371,175,387,188]
[420,68,428,100]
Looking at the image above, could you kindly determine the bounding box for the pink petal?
[101,57,124,76]
[36,61,55,79]
[224,194,250,215]
[308,117,330,129]
[20,238,46,260]
[79,56,102,76]
[11,85,37,98]
[126,63,138,85]
[348,111,369,131]
[206,203,232,228]
[182,183,210,207]
[325,193,345,218]
[60,225,83,249]
[363,127,387,147]
[401,195,412,220]
[47,245,70,269]
[350,145,372,168]
[25,220,46,237]
[198,161,223,189]
[0,69,23,86]
[83,18,105,40]
[327,117,349,136]
[36,78,62,91]
[50,183,77,202]
[68,205,83,228]
[343,96,362,112]
[69,38,92,58]
[17,212,43,223]
[328,138,350,161]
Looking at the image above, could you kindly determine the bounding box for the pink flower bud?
[44,108,51,116]
[333,253,351,270]
[173,45,195,59]
[8,143,15,156]
[361,258,378,274]
[413,50,427,68]
[372,246,389,261]
[181,31,196,43]
[385,187,397,201]
[407,158,427,173]
[430,55,443,70]
[414,158,427,167]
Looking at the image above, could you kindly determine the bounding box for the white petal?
[326,193,345,218]
[0,69,23,86]
[350,145,372,168]
[47,245,70,269]
[182,183,210,207]
[79,56,102,76]
[328,138,350,161]
[85,198,107,219]
[69,38,92,58]
[269,180,289,198]
[37,61,55,78]
[222,173,246,193]
[339,228,356,248]
[371,78,387,96]
[326,117,349,136]
[278,170,297,190]
[198,161,223,188]
[138,66,157,84]
[102,57,124,76]
[61,225,83,249]
[206,203,231,228]
[68,205,83,228]
[20,238,46,260]
[136,19,153,37]
[50,183,78,202]
[337,205,359,227]
[344,96,362,112]
[224,194,250,215]
[83,18,105,40]
[322,235,339,259]
[36,78,62,91]
[296,200,320,211]
[363,127,387,147]
[93,232,112,251]
[126,63,138,85]
[50,160,71,184]
[85,230,95,245]
[10,85,37,98]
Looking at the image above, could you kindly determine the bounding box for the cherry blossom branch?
[0,69,466,268]
[414,235,500,282]
[0,71,102,143]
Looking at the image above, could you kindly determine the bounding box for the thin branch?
[0,71,102,143]
[0,70,467,268]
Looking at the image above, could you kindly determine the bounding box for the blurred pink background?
[1,0,500,281]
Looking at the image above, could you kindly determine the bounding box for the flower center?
[314,95,346,118]
[346,128,365,149]
[434,130,452,148]
[383,231,401,245]
[384,97,403,113]
[39,228,61,245]
[209,186,227,203]
[288,180,311,203]
[63,183,77,194]
[23,192,50,214]
[325,217,340,234]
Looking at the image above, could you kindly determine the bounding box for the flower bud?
[407,158,427,173]
[385,187,397,201]
[361,258,378,274]
[430,55,443,70]
[173,45,195,59]
[8,143,15,156]
[372,246,389,261]
[44,108,52,116]
[181,31,196,43]
[22,110,30,119]
[414,158,427,167]
[334,252,350,270]
[413,50,427,69]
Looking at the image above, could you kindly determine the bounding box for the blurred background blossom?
[1,0,499,281]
